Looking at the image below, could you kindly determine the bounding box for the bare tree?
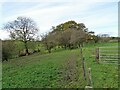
[97,34,110,42]
[4,16,39,55]
[70,30,86,48]
[59,30,72,49]
[41,33,56,53]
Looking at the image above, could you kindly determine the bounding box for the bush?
[2,40,15,61]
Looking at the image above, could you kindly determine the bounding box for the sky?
[0,0,119,40]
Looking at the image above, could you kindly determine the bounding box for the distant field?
[2,42,118,88]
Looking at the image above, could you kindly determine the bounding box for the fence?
[80,47,93,89]
[96,46,119,64]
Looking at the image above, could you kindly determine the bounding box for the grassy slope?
[2,42,118,88]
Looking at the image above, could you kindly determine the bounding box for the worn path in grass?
[3,49,84,88]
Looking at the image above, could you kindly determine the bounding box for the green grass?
[82,43,118,88]
[2,42,118,88]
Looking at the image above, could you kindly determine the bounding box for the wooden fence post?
[80,46,83,60]
[96,47,99,64]
[80,46,86,80]
[82,57,86,80]
[88,68,93,86]
[85,68,93,89]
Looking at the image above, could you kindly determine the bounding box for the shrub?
[2,40,15,61]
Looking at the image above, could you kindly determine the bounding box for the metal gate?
[98,46,119,64]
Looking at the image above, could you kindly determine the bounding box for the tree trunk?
[24,41,29,55]
[78,44,80,48]
[82,42,84,47]
[64,45,67,49]
[68,44,73,49]
[48,49,51,53]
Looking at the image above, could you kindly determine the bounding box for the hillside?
[2,42,118,88]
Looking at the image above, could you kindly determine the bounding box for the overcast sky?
[0,0,119,40]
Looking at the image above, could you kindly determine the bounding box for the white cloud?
[0,30,9,40]
[0,1,118,40]
[0,0,119,2]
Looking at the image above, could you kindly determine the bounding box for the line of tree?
[41,20,98,53]
[2,16,114,61]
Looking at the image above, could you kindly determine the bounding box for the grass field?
[2,42,118,88]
